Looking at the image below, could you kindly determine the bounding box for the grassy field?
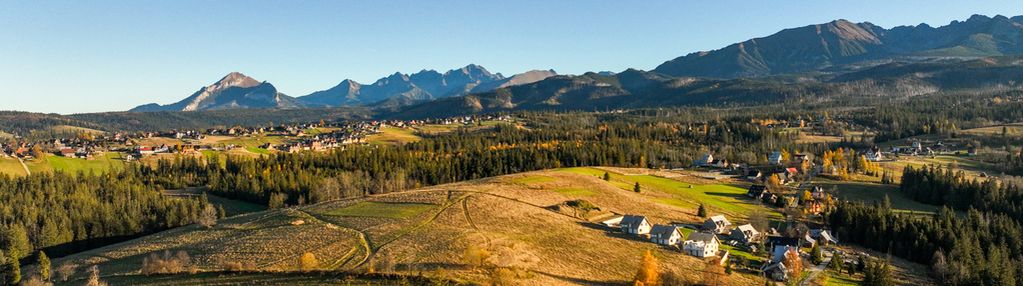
[321,202,436,219]
[821,269,860,286]
[89,272,423,286]
[961,123,1023,136]
[556,167,776,220]
[0,157,27,176]
[364,126,421,145]
[45,168,932,285]
[10,153,126,175]
[813,179,938,213]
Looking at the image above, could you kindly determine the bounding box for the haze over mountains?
[131,14,1023,113]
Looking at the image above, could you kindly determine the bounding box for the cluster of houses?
[604,214,730,261]
[605,211,839,282]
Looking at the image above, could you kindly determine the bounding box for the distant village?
[0,115,514,161]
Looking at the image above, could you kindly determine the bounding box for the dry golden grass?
[51,167,932,285]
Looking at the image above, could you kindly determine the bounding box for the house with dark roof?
[649,224,683,246]
[619,215,651,235]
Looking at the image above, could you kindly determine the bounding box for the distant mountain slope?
[394,57,1023,119]
[297,65,508,108]
[131,72,300,112]
[655,14,1023,78]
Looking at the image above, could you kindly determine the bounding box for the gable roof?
[707,215,730,225]
[650,224,681,238]
[620,215,647,228]
[735,224,759,234]
[687,232,718,243]
[766,236,800,247]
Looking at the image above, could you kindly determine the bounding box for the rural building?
[730,224,760,245]
[620,215,651,235]
[682,232,720,257]
[865,148,884,161]
[811,229,839,245]
[696,153,714,167]
[768,151,784,165]
[649,224,684,246]
[702,215,731,234]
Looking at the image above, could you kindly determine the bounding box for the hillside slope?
[53,167,782,285]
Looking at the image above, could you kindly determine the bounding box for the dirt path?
[16,157,29,175]
[799,250,833,286]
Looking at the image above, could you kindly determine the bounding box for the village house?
[763,246,799,281]
[682,232,720,258]
[766,236,801,261]
[730,224,760,245]
[696,153,714,167]
[619,215,651,235]
[702,215,732,234]
[811,229,839,246]
[649,224,684,246]
[865,148,884,162]
[746,169,763,181]
[768,151,784,165]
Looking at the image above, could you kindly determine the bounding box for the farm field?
[812,179,939,213]
[7,153,126,176]
[364,126,421,145]
[961,123,1023,136]
[0,157,27,176]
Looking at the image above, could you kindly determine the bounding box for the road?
[16,157,30,175]
[799,250,833,286]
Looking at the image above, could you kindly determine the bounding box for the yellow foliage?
[299,252,318,272]
[633,250,660,286]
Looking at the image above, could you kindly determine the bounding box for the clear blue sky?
[2,1,1021,114]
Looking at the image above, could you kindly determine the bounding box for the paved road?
[799,250,833,286]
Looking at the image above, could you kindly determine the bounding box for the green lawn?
[218,135,286,148]
[720,244,764,263]
[45,152,125,174]
[557,167,779,219]
[552,187,597,196]
[814,179,939,213]
[365,126,421,145]
[322,201,436,219]
[245,147,272,155]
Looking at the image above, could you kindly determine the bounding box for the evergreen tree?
[602,172,610,181]
[634,182,641,193]
[697,204,708,218]
[37,251,50,281]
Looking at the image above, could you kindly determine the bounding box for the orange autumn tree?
[633,250,660,286]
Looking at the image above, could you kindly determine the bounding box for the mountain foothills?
[131,65,557,112]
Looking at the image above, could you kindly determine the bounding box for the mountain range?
[654,14,1023,78]
[132,14,1023,114]
[132,66,556,112]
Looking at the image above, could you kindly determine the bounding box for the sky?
[2,1,1022,114]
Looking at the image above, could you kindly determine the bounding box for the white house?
[702,215,732,234]
[730,224,760,245]
[649,224,684,246]
[865,149,884,162]
[683,232,720,258]
[620,215,651,235]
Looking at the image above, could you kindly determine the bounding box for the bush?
[140,250,192,275]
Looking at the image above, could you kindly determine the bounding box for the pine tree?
[6,249,20,285]
[37,251,50,281]
[602,172,610,181]
[634,182,641,193]
[697,204,708,217]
